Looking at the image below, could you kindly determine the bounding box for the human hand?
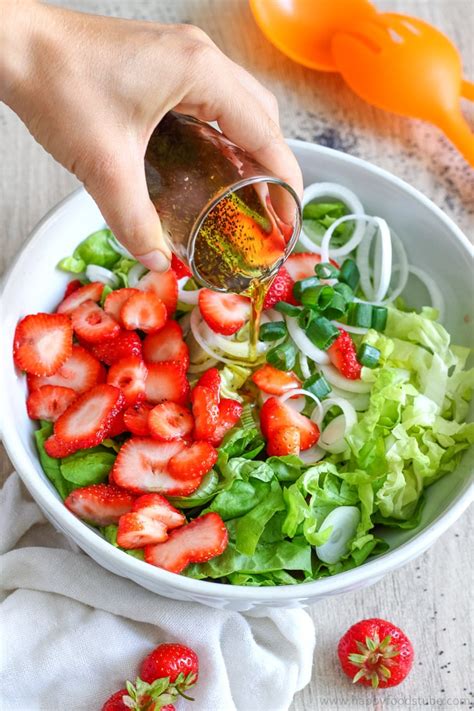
[0,1,302,271]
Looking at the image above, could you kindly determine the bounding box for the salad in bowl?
[12,180,473,587]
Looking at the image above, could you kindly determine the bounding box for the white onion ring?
[354,217,392,302]
[85,265,119,287]
[178,312,192,337]
[320,364,372,393]
[299,182,365,254]
[285,316,330,365]
[313,397,357,454]
[298,444,326,464]
[405,265,445,321]
[178,277,201,305]
[190,308,265,366]
[331,320,370,335]
[127,263,147,287]
[380,230,409,304]
[320,214,370,264]
[107,236,134,259]
[279,388,324,423]
[299,352,312,379]
[356,222,376,300]
[187,357,218,373]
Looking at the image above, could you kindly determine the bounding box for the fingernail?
[138,250,171,272]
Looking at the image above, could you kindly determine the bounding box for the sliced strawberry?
[267,425,301,456]
[148,402,194,441]
[191,385,219,440]
[285,252,325,282]
[54,383,125,450]
[71,300,120,343]
[198,289,250,336]
[328,328,362,380]
[107,409,127,438]
[209,398,243,446]
[138,270,178,316]
[196,367,221,398]
[14,313,73,376]
[104,288,140,324]
[26,385,78,422]
[44,434,76,459]
[85,330,142,366]
[57,282,104,314]
[63,279,83,299]
[107,356,148,406]
[171,253,192,279]
[27,344,105,393]
[117,512,168,549]
[142,321,189,370]
[252,364,301,395]
[111,438,201,495]
[65,483,135,526]
[260,396,319,451]
[132,493,185,527]
[168,441,218,481]
[120,291,167,333]
[263,267,296,309]
[145,362,190,405]
[123,402,153,436]
[144,512,228,573]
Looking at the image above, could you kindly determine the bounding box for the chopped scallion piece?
[339,259,360,291]
[334,282,354,305]
[306,317,340,350]
[315,262,339,279]
[274,301,302,317]
[371,305,388,331]
[293,276,319,302]
[301,284,335,310]
[324,292,347,320]
[347,302,373,328]
[357,343,381,368]
[303,373,332,399]
[259,321,288,342]
[266,340,297,371]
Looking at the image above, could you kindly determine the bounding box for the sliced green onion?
[297,308,313,330]
[334,282,354,305]
[339,259,360,291]
[306,317,340,350]
[293,276,319,302]
[315,262,339,280]
[301,284,334,310]
[347,302,373,328]
[266,340,297,371]
[274,301,302,317]
[303,373,332,399]
[357,343,381,368]
[323,292,347,320]
[371,305,388,331]
[259,321,288,342]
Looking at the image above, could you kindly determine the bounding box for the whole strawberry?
[338,618,414,688]
[102,685,176,710]
[140,643,199,691]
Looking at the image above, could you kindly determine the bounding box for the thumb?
[85,153,171,272]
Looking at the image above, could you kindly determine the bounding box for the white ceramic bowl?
[1,141,473,611]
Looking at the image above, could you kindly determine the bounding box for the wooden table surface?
[1,2,473,709]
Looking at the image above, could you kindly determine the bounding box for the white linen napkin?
[0,473,315,711]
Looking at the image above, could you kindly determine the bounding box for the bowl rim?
[1,140,473,602]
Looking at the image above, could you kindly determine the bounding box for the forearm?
[0,0,38,103]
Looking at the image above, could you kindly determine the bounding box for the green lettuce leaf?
[57,256,86,274]
[34,422,74,500]
[60,448,116,486]
[72,229,121,268]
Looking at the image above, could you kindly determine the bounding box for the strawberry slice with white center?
[107,356,148,406]
[71,300,120,343]
[198,289,250,336]
[84,331,143,366]
[191,385,219,440]
[145,362,190,405]
[27,344,105,393]
[263,267,296,309]
[144,512,228,573]
[148,402,194,441]
[142,321,189,370]
[104,288,140,324]
[13,313,73,376]
[120,291,167,333]
[117,493,186,549]
[267,425,301,456]
[285,252,325,282]
[111,438,202,495]
[26,385,78,422]
[54,383,125,450]
[65,483,135,526]
[252,364,301,395]
[168,441,218,481]
[209,398,243,446]
[123,402,153,436]
[137,269,178,316]
[56,281,104,315]
[260,396,320,451]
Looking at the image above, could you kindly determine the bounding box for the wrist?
[0,0,40,103]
